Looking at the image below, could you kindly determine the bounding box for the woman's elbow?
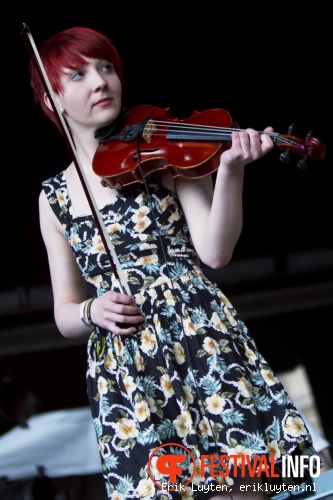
[201,250,233,270]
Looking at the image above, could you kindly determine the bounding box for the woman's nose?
[91,71,108,90]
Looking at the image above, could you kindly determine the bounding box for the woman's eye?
[101,63,114,73]
[71,71,84,81]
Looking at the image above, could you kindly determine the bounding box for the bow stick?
[21,24,131,296]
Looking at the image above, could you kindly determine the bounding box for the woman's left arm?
[176,127,274,269]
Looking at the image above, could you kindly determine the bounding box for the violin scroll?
[276,123,326,171]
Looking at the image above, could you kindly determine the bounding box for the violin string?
[147,122,301,148]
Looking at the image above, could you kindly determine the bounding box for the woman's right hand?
[90,291,144,336]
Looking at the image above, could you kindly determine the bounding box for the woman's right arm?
[39,190,143,339]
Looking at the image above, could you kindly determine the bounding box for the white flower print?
[140,328,157,354]
[111,491,125,500]
[136,254,159,266]
[137,478,155,499]
[211,311,228,333]
[133,351,146,371]
[261,368,280,386]
[202,336,221,355]
[105,348,117,372]
[97,376,108,395]
[173,342,185,364]
[146,396,157,413]
[149,456,164,480]
[87,356,96,378]
[135,400,150,422]
[244,345,258,365]
[284,415,307,437]
[114,336,124,357]
[205,394,226,415]
[229,444,252,468]
[160,374,175,398]
[268,440,281,461]
[90,232,105,254]
[199,416,213,437]
[164,289,175,305]
[183,384,194,404]
[237,376,253,398]
[114,417,139,440]
[173,410,195,438]
[123,375,136,396]
[183,316,197,337]
[55,189,66,207]
[88,274,103,289]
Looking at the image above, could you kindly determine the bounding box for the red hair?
[29,27,124,127]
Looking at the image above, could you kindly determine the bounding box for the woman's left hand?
[220,126,274,169]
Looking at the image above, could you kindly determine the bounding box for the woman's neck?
[71,128,100,172]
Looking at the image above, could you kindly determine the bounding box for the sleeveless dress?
[42,171,318,500]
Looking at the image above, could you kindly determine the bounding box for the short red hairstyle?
[29,26,124,127]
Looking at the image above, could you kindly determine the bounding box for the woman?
[29,26,319,500]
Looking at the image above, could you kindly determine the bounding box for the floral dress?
[42,171,318,500]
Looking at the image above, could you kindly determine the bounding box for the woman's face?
[54,56,122,134]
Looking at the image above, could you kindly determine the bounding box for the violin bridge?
[142,119,156,143]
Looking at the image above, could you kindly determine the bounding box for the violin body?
[92,105,235,188]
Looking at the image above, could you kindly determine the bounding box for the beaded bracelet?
[85,297,97,327]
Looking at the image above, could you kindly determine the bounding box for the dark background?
[1,0,332,475]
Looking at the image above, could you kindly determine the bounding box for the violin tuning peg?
[279,124,296,164]
[279,149,291,164]
[305,130,313,142]
[288,123,296,135]
[297,156,308,171]
[297,131,312,171]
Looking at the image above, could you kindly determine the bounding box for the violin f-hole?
[133,146,161,162]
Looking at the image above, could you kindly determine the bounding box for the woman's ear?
[43,92,65,114]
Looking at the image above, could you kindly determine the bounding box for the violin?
[92,104,326,188]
